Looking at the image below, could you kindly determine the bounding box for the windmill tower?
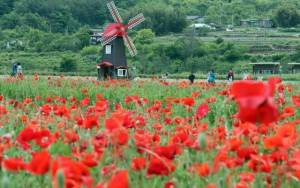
[98,1,145,80]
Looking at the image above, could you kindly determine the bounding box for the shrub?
[80,46,100,56]
[60,56,77,72]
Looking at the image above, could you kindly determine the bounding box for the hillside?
[2,0,300,33]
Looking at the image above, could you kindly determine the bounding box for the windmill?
[97,1,145,80]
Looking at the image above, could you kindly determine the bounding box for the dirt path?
[0,75,298,84]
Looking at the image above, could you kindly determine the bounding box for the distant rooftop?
[249,62,280,65]
[241,18,272,21]
[186,15,203,20]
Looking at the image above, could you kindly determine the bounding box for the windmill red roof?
[103,23,127,38]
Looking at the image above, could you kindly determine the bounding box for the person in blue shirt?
[12,63,17,77]
[207,70,216,84]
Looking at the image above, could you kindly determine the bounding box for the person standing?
[188,73,195,84]
[227,69,234,82]
[96,64,101,80]
[16,63,23,79]
[207,70,216,84]
[12,63,17,77]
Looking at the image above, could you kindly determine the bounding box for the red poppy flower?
[101,164,117,176]
[181,97,195,107]
[51,157,91,188]
[154,144,180,160]
[237,146,257,160]
[281,106,295,119]
[248,155,272,173]
[17,127,36,149]
[190,162,210,177]
[0,105,8,117]
[235,182,250,188]
[35,129,53,148]
[111,128,129,145]
[292,95,300,107]
[231,81,279,124]
[196,103,210,119]
[147,156,175,176]
[2,157,26,172]
[239,172,255,183]
[83,115,99,129]
[164,181,176,188]
[206,183,217,188]
[27,151,51,175]
[107,170,129,188]
[80,97,90,107]
[264,135,283,149]
[41,104,52,116]
[131,157,146,171]
[79,153,99,168]
[227,138,243,151]
[105,117,121,131]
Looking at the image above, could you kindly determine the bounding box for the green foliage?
[197,27,211,36]
[80,46,100,56]
[50,141,71,156]
[60,56,78,72]
[128,3,187,35]
[274,6,300,27]
[135,29,155,45]
[0,0,14,16]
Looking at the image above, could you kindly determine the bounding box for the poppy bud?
[2,175,9,188]
[198,133,207,149]
[57,170,65,188]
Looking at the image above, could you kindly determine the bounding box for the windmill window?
[117,69,127,77]
[105,45,112,54]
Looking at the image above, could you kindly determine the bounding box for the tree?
[274,6,300,27]
[0,0,14,16]
[135,29,155,45]
[68,0,106,26]
[0,12,20,29]
[128,4,187,35]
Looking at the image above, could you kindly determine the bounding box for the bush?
[60,56,77,72]
[215,37,224,44]
[80,46,100,56]
[197,27,211,36]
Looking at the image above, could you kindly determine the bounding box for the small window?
[105,45,112,54]
[117,69,127,77]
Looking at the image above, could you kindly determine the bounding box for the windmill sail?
[127,14,145,29]
[123,34,137,57]
[107,1,123,24]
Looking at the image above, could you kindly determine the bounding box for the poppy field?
[0,76,300,188]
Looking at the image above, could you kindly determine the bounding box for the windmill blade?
[101,35,117,47]
[101,27,119,46]
[107,1,123,24]
[127,13,145,30]
[123,34,137,57]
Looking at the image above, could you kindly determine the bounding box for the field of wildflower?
[0,76,299,188]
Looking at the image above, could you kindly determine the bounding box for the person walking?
[188,73,195,84]
[227,68,234,82]
[207,70,216,84]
